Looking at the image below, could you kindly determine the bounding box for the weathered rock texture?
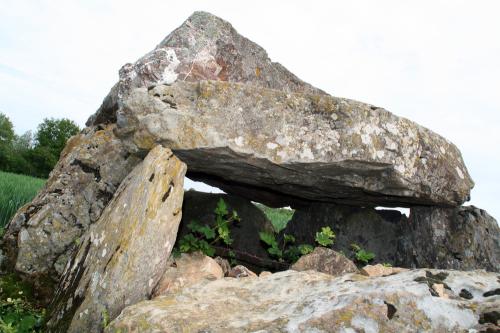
[179,190,274,270]
[46,146,186,333]
[86,10,472,208]
[106,269,500,332]
[400,205,500,272]
[0,125,140,298]
[152,252,223,298]
[87,11,323,127]
[286,203,500,272]
[291,247,358,276]
[285,203,407,265]
[116,80,472,207]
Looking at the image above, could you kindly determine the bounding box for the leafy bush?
[350,243,375,264]
[176,198,240,258]
[0,274,45,333]
[259,225,335,264]
[315,226,335,247]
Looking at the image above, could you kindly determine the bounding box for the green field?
[0,171,46,233]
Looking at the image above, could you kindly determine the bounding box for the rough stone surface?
[106,269,500,332]
[291,247,358,276]
[87,11,323,127]
[46,146,186,333]
[399,205,500,272]
[178,190,274,270]
[285,203,406,266]
[152,252,223,297]
[228,265,257,278]
[286,202,500,272]
[0,125,140,299]
[116,79,472,207]
[360,264,408,277]
[214,256,231,277]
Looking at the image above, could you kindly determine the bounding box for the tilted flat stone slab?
[116,80,473,207]
[0,125,141,302]
[46,146,186,333]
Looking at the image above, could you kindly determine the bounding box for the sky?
[0,1,499,219]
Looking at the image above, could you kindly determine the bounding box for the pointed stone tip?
[183,10,233,29]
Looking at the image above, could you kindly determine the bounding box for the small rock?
[153,252,224,297]
[360,264,408,277]
[214,256,231,277]
[228,265,257,278]
[291,247,358,276]
[459,288,473,300]
[431,283,448,298]
[259,271,272,278]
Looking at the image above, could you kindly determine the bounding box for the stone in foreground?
[152,252,223,297]
[117,80,472,207]
[106,269,500,332]
[291,247,358,276]
[46,146,186,333]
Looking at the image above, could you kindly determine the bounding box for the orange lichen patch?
[255,67,261,78]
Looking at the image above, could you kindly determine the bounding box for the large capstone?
[115,80,472,207]
[86,11,323,127]
[46,146,186,333]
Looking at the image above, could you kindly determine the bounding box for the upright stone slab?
[0,125,140,301]
[46,146,186,333]
[399,205,500,272]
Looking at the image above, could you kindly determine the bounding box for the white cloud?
[0,0,499,219]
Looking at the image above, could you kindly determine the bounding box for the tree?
[35,118,80,158]
[0,113,14,146]
[0,113,15,170]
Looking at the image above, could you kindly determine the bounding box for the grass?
[0,171,46,234]
[254,203,294,233]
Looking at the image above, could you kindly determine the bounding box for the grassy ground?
[0,171,46,331]
[0,171,45,234]
[254,203,294,232]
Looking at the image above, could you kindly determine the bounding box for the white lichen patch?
[440,146,446,154]
[456,167,465,180]
[266,142,278,150]
[299,147,314,160]
[234,136,244,147]
[160,49,180,85]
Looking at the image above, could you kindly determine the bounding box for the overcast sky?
[1,1,499,219]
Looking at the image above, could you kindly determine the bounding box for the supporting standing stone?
[0,125,140,302]
[46,146,186,333]
[399,205,500,271]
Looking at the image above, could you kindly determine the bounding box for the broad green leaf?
[259,231,277,247]
[198,225,216,240]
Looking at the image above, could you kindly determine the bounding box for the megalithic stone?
[115,80,473,207]
[46,146,186,333]
[0,125,141,302]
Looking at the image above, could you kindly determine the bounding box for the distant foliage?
[0,113,80,178]
[176,198,240,260]
[0,171,45,230]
